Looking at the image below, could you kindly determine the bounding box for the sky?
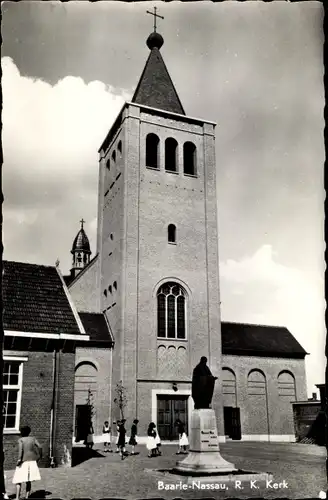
[1,1,325,396]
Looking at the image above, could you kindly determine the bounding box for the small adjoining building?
[2,260,90,470]
[292,385,326,445]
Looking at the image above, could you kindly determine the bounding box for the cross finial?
[80,218,85,229]
[146,6,164,33]
[55,258,60,268]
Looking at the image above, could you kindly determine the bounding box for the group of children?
[100,419,139,459]
[146,419,189,457]
[2,419,189,500]
[101,418,189,459]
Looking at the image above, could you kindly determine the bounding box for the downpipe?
[49,349,58,468]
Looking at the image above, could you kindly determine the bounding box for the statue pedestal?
[174,409,237,475]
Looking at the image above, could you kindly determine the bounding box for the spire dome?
[71,219,91,255]
[70,219,92,279]
[147,32,164,50]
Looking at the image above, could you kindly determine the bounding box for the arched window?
[74,362,98,399]
[146,133,160,169]
[168,224,176,244]
[183,142,197,176]
[112,151,116,163]
[108,285,112,294]
[157,282,187,339]
[106,159,110,171]
[165,138,178,172]
[118,141,122,156]
[247,369,266,395]
[278,371,296,399]
[222,368,237,407]
[247,369,269,435]
[113,281,117,291]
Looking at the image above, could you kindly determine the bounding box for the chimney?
[312,392,317,401]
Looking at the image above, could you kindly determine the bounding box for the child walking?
[154,424,162,456]
[85,422,94,449]
[146,422,157,458]
[129,419,139,455]
[12,426,42,500]
[117,419,126,460]
[115,420,121,453]
[102,421,112,453]
[176,419,189,454]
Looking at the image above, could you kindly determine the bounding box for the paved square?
[4,443,326,499]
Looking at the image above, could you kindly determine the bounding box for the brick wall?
[222,354,307,439]
[4,350,75,470]
[54,351,75,466]
[69,256,100,313]
[74,347,112,436]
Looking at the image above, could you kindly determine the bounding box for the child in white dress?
[102,421,112,452]
[146,422,157,458]
[115,420,121,453]
[12,426,42,500]
[154,424,162,456]
[176,419,189,454]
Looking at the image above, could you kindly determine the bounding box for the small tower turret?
[70,219,91,278]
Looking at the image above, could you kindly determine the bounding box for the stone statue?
[192,357,218,409]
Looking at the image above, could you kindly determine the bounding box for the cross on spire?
[146,6,164,33]
[80,218,85,230]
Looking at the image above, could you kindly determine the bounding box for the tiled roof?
[132,47,185,115]
[3,260,82,335]
[78,312,113,344]
[221,322,307,358]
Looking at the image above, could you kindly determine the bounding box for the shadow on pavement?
[17,490,52,499]
[72,447,106,467]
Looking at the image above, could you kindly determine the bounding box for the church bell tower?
[70,219,91,279]
[96,13,224,439]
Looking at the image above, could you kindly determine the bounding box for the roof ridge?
[222,320,288,329]
[79,311,103,316]
[4,259,56,269]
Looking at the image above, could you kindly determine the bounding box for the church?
[3,22,308,469]
[66,26,307,443]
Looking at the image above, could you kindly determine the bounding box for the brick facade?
[222,355,307,440]
[74,347,112,437]
[4,350,75,470]
[93,103,226,438]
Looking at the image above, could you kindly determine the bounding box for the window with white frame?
[3,361,23,431]
[157,282,187,339]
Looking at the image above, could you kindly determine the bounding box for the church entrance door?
[157,395,188,440]
[224,406,241,440]
[75,404,92,443]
